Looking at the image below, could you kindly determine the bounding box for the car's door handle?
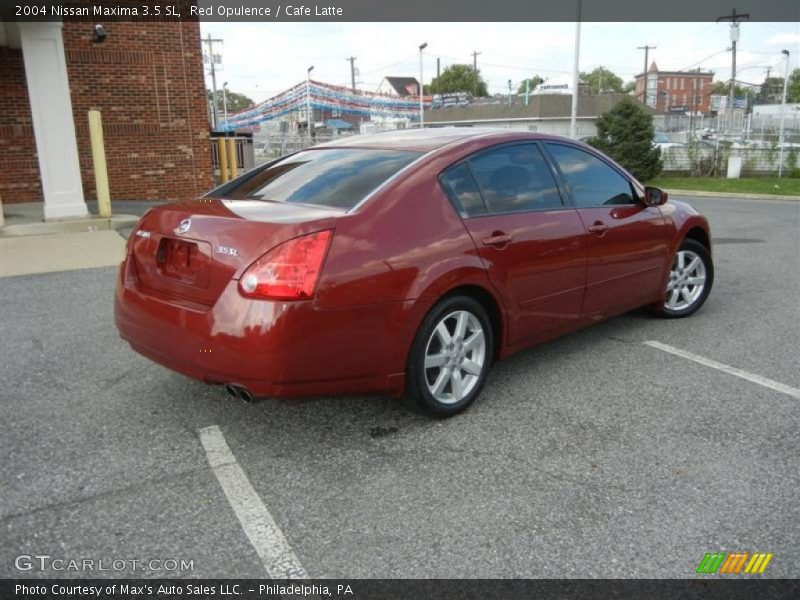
[482,233,513,247]
[587,222,609,235]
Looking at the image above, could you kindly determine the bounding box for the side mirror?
[643,186,668,207]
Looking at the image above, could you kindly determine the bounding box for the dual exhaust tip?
[225,384,255,404]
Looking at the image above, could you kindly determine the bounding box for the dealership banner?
[3,579,800,600]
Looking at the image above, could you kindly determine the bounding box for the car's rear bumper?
[114,257,414,398]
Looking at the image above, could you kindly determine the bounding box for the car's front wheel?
[405,295,494,417]
[655,239,714,318]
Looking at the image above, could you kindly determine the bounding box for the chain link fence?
[241,114,799,177]
[653,111,800,144]
[252,133,358,165]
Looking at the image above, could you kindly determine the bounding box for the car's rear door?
[543,142,668,319]
[441,142,587,347]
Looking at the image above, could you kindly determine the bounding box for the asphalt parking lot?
[1,195,798,579]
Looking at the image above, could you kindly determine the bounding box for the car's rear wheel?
[405,295,494,417]
[655,239,713,318]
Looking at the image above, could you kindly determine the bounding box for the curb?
[663,188,800,201]
[0,214,139,238]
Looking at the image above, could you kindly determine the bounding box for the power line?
[358,53,418,76]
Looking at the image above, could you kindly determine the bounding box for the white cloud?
[765,31,800,47]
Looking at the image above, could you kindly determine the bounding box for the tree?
[709,81,757,109]
[517,75,544,94]
[579,66,624,94]
[623,80,636,94]
[756,76,786,104]
[208,89,255,113]
[589,97,663,181]
[788,68,800,103]
[429,64,488,97]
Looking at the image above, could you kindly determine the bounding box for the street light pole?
[419,42,428,128]
[569,0,582,139]
[307,65,314,143]
[778,50,790,178]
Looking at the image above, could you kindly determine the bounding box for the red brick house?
[0,20,212,219]
[634,62,714,114]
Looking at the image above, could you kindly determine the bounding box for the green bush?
[588,97,663,181]
[786,147,800,178]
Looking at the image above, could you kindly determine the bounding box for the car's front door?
[544,142,668,320]
[440,143,587,347]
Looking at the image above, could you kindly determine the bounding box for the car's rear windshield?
[218,148,422,209]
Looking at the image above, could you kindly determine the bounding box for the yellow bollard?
[216,137,229,183]
[227,138,238,179]
[88,110,112,218]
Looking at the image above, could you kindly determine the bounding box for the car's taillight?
[238,230,333,300]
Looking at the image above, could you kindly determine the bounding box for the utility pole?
[202,34,224,130]
[763,66,772,102]
[472,50,481,97]
[346,56,357,92]
[717,8,749,130]
[436,57,440,80]
[222,82,228,124]
[637,44,656,102]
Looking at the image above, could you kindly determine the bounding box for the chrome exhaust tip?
[224,384,239,399]
[239,388,254,404]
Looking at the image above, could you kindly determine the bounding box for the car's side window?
[467,144,564,214]
[545,143,635,207]
[439,163,487,217]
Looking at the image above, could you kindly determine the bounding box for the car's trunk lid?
[130,199,342,306]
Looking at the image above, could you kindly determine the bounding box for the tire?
[654,239,714,318]
[404,295,494,417]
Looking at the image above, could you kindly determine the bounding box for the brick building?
[0,20,212,219]
[634,62,714,114]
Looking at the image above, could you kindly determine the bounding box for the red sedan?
[115,129,713,416]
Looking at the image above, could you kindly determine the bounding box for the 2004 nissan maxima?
[115,128,713,416]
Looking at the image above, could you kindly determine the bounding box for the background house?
[377,76,421,97]
[634,62,714,114]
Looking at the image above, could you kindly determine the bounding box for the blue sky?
[200,21,799,101]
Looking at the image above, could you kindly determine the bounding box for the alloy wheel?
[423,310,487,405]
[665,249,707,311]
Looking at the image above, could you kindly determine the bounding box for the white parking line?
[643,341,800,400]
[198,425,308,579]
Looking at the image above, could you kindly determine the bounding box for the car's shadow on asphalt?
[149,306,677,452]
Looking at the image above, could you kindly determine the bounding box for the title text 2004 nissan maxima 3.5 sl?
[115,128,713,416]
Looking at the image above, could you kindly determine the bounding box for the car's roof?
[316,127,559,152]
